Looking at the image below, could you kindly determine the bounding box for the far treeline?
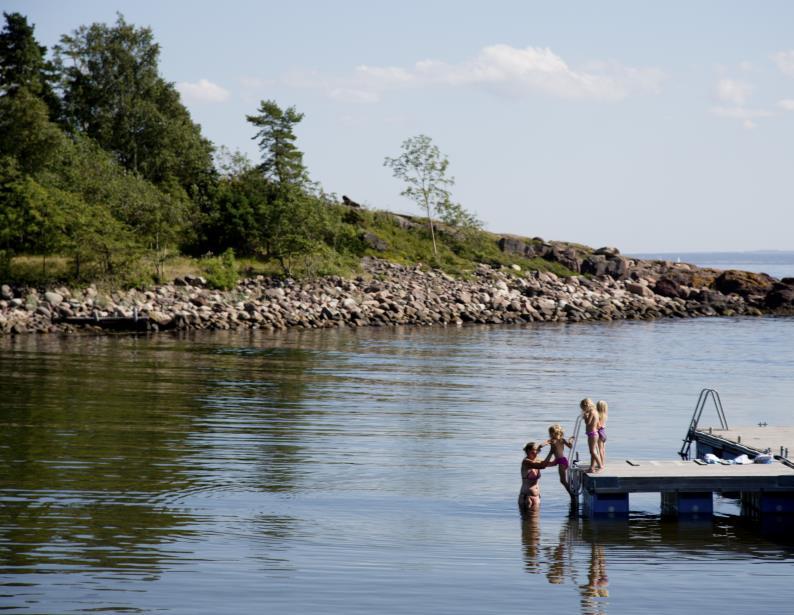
[0,12,542,290]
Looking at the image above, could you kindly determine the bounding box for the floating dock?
[691,426,794,461]
[567,389,794,518]
[574,460,794,517]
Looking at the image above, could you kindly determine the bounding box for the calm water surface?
[1,317,794,614]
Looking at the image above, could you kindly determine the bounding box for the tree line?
[0,12,480,286]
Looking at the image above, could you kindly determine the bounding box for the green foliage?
[383,134,481,256]
[257,186,327,275]
[384,134,450,255]
[0,87,64,175]
[0,12,60,114]
[54,14,214,193]
[197,169,264,256]
[246,100,307,186]
[0,157,65,257]
[437,199,482,230]
[202,248,238,290]
[0,12,580,290]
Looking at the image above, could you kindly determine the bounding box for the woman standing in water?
[518,442,550,512]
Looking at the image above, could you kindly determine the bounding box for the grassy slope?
[5,206,578,287]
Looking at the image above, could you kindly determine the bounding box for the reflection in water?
[521,508,609,615]
[520,510,794,615]
[580,541,608,615]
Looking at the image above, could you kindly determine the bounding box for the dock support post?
[583,491,629,517]
[741,491,794,517]
[661,492,713,517]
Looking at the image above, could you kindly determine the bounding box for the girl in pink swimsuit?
[596,400,608,470]
[581,398,602,472]
[518,442,547,511]
[544,424,574,496]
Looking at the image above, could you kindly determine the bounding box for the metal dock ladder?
[678,388,729,460]
[568,414,584,497]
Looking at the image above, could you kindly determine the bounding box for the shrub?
[203,248,238,290]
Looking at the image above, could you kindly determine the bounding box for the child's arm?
[565,437,574,449]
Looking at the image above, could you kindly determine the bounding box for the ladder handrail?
[678,388,729,460]
[568,415,584,496]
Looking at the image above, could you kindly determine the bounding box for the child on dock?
[544,424,575,496]
[596,399,608,470]
[518,441,549,512]
[581,398,602,473]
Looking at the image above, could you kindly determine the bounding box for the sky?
[7,0,794,252]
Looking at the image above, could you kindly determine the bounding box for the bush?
[203,248,238,290]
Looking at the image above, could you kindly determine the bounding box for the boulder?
[604,256,629,279]
[654,277,685,299]
[497,236,536,258]
[390,214,420,230]
[594,246,620,256]
[625,282,654,298]
[549,246,581,273]
[714,270,774,298]
[361,231,389,252]
[581,255,608,277]
[1,284,13,300]
[765,282,794,309]
[342,195,362,208]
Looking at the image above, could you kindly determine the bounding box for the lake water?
[2,315,794,614]
[631,251,794,280]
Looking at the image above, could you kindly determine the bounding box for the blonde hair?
[580,398,596,415]
[597,400,608,422]
[548,423,565,440]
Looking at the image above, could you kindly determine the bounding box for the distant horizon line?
[628,249,794,255]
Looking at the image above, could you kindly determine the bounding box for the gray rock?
[361,231,389,252]
[44,291,63,306]
[626,282,654,298]
[1,284,12,300]
[594,246,620,256]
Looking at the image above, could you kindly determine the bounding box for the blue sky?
[9,1,794,252]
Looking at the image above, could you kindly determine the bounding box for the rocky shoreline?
[2,251,793,335]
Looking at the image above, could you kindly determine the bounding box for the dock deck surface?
[578,459,794,493]
[694,426,794,457]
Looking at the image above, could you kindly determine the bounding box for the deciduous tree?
[54,14,213,194]
[384,134,453,256]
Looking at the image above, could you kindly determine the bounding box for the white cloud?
[329,88,380,104]
[176,79,230,103]
[710,106,772,128]
[772,50,794,76]
[778,98,794,111]
[288,44,664,103]
[710,106,772,119]
[240,76,276,89]
[715,78,752,105]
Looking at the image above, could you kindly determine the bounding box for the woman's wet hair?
[523,441,542,453]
